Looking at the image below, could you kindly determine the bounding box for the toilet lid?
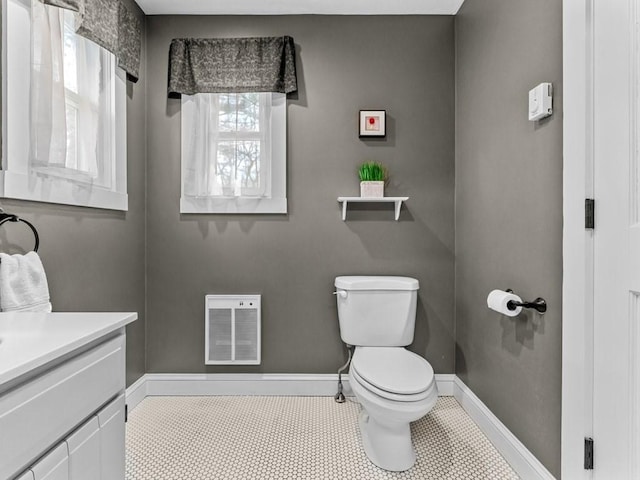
[350,368,436,402]
[351,347,434,395]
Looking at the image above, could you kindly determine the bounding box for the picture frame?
[359,110,386,138]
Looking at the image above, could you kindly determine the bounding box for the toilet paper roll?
[487,289,522,317]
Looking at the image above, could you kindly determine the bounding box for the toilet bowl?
[348,346,438,471]
[334,276,437,471]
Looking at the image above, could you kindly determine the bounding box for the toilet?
[334,276,438,472]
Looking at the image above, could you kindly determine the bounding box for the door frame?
[562,0,595,478]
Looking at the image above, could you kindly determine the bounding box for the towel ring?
[0,212,39,252]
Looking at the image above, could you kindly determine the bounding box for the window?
[1,0,127,210]
[181,92,287,214]
[32,9,114,187]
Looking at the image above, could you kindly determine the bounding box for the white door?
[98,394,126,480]
[66,417,101,480]
[30,443,69,480]
[592,0,640,477]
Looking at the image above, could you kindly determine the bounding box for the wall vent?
[205,295,261,365]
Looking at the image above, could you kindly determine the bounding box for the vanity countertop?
[0,312,137,388]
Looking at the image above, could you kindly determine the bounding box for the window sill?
[0,171,128,211]
[180,196,287,214]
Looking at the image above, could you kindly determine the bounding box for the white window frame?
[1,0,128,211]
[180,92,287,214]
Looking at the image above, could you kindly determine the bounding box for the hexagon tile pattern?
[126,396,519,479]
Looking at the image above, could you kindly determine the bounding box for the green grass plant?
[358,162,387,182]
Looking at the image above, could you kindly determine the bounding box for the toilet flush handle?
[333,290,347,299]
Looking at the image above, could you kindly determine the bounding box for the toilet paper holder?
[505,289,547,314]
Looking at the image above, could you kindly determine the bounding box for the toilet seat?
[350,368,436,402]
[350,347,435,402]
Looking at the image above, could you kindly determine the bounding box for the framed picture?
[359,110,386,138]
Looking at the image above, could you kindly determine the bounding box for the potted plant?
[358,162,387,198]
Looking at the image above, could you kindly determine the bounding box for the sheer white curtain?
[30,0,105,183]
[184,94,219,197]
[73,20,101,180]
[30,0,67,168]
[183,93,272,198]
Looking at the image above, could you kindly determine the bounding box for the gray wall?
[145,16,456,374]
[1,5,566,472]
[455,0,563,476]
[0,0,147,387]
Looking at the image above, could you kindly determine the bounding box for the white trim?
[562,0,594,479]
[0,171,128,211]
[453,377,555,480]
[125,373,455,402]
[142,373,352,397]
[125,374,149,411]
[433,373,455,396]
[134,0,466,16]
[180,197,287,214]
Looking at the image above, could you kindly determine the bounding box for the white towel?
[0,251,52,312]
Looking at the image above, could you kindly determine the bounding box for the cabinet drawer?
[0,335,124,480]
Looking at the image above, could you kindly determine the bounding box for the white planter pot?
[360,181,384,198]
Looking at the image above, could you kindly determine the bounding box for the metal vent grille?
[208,308,232,362]
[205,295,261,365]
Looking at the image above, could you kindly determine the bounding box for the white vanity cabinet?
[0,312,136,480]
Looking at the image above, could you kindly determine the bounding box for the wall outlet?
[528,82,553,121]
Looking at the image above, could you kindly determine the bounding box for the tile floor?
[126,396,519,479]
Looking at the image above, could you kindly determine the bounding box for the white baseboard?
[125,373,551,480]
[145,373,353,397]
[434,373,455,395]
[125,374,148,411]
[126,373,455,402]
[453,377,555,480]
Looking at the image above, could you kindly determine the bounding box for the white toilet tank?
[334,276,419,346]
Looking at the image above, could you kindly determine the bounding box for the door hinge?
[584,437,594,470]
[585,199,595,229]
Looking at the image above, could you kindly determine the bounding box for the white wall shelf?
[337,197,409,221]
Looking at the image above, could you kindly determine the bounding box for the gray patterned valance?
[39,0,142,83]
[41,0,82,11]
[168,36,297,95]
[75,0,119,53]
[115,2,142,81]
[75,0,141,82]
